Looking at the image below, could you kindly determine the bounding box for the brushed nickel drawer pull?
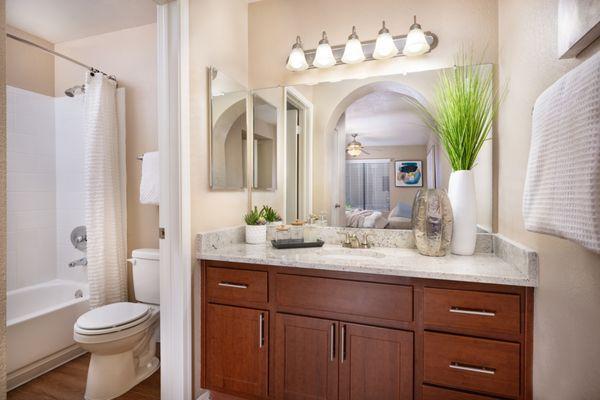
[330,323,336,361]
[449,362,496,375]
[259,313,265,348]
[218,281,249,289]
[449,306,496,317]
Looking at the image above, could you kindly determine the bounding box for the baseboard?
[7,344,87,391]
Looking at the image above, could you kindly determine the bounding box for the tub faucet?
[69,257,88,268]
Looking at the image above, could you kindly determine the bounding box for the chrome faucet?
[69,257,87,268]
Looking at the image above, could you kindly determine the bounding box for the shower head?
[65,85,85,97]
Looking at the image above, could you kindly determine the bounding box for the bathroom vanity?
[196,228,537,400]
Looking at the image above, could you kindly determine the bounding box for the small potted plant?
[262,205,283,225]
[244,206,267,244]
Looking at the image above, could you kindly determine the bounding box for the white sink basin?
[317,249,385,261]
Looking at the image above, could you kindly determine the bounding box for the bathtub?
[7,279,90,389]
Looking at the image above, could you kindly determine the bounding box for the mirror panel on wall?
[252,93,277,191]
[209,67,248,190]
[249,66,493,231]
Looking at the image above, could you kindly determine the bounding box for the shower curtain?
[84,73,127,308]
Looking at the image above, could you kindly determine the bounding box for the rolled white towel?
[139,151,159,205]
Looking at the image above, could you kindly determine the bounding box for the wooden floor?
[8,352,160,400]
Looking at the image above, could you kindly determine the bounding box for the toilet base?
[80,320,160,400]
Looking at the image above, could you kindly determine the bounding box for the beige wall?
[347,145,427,209]
[190,0,249,396]
[248,0,498,89]
[190,0,249,234]
[497,1,600,398]
[54,24,159,256]
[6,26,54,97]
[0,0,7,396]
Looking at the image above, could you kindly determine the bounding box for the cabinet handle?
[218,281,248,289]
[259,313,265,348]
[449,306,496,317]
[340,324,346,363]
[449,362,495,375]
[330,324,336,361]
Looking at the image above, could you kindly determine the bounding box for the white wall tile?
[6,87,58,291]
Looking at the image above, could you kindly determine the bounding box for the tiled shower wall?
[6,87,88,291]
[6,86,56,290]
[55,96,86,283]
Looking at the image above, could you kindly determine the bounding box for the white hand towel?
[523,51,600,253]
[140,151,160,205]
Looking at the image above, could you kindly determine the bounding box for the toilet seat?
[75,302,152,336]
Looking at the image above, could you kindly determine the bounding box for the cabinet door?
[275,314,338,400]
[206,304,268,398]
[339,323,413,400]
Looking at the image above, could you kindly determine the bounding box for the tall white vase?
[448,170,477,255]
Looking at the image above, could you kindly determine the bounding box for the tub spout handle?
[69,257,87,268]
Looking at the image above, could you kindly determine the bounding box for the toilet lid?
[76,302,150,331]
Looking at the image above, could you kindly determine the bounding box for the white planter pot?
[448,170,477,255]
[245,225,267,245]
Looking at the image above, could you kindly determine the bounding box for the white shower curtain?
[84,73,127,308]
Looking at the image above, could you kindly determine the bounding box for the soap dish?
[271,239,325,249]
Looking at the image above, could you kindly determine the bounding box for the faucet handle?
[337,231,352,247]
[360,233,373,248]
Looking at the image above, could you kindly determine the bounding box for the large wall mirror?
[249,66,494,231]
[245,66,493,232]
[209,67,248,190]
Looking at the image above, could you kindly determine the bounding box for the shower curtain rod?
[6,33,117,81]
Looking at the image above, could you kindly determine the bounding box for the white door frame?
[157,1,192,399]
[284,87,313,220]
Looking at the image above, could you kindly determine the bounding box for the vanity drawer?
[424,331,520,398]
[276,273,413,322]
[424,287,520,336]
[422,385,502,400]
[206,267,268,304]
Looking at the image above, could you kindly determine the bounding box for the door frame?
[284,87,313,221]
[157,0,193,399]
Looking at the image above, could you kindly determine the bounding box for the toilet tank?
[131,248,160,305]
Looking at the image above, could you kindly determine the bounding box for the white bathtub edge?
[7,344,87,391]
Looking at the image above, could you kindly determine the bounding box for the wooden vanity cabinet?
[199,261,534,400]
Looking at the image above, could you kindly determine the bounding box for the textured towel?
[140,151,160,205]
[523,51,600,253]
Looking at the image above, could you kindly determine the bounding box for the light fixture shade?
[286,36,309,71]
[341,26,365,64]
[373,21,398,60]
[402,16,430,56]
[313,31,336,68]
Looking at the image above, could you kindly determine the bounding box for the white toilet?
[74,248,160,400]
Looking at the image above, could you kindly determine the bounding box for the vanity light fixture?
[373,21,398,59]
[286,19,437,71]
[402,15,431,56]
[313,31,337,68]
[286,36,309,71]
[341,26,366,64]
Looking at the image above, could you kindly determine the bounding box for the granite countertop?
[198,241,538,287]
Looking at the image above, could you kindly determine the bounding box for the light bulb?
[373,21,398,60]
[402,16,430,56]
[341,26,365,64]
[313,31,336,68]
[286,36,308,71]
